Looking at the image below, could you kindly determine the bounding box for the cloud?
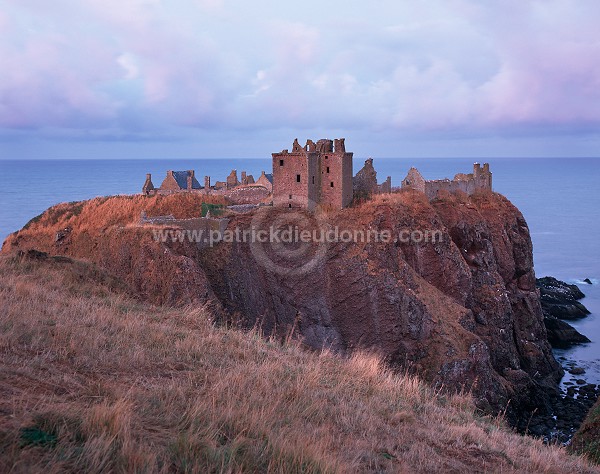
[117,53,140,80]
[474,4,600,127]
[1,0,600,153]
[0,18,119,128]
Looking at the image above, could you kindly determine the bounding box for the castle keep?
[272,138,353,210]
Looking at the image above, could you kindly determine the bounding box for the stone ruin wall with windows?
[401,163,492,200]
[272,138,353,210]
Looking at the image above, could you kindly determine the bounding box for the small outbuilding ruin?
[401,163,492,199]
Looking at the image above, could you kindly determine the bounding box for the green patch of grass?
[570,402,600,464]
[20,412,86,449]
[582,440,600,464]
[201,202,224,217]
[19,427,57,448]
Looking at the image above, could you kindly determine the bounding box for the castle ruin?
[353,158,392,198]
[272,138,353,210]
[401,163,492,200]
[141,139,493,208]
[142,168,272,197]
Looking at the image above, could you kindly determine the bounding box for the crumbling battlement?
[401,163,492,200]
[353,158,392,198]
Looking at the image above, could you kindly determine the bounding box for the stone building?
[401,163,492,199]
[353,158,392,198]
[226,170,240,189]
[142,174,155,195]
[149,170,202,194]
[142,167,272,201]
[143,170,200,195]
[254,171,273,192]
[272,138,353,210]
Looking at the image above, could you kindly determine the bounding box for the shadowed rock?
[544,316,590,348]
[537,276,591,320]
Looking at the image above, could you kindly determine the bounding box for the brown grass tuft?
[0,255,597,473]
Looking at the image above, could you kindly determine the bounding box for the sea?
[1,157,599,387]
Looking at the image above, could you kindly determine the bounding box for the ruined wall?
[226,170,239,189]
[144,167,272,207]
[424,179,475,200]
[401,168,426,193]
[402,164,492,200]
[353,158,391,198]
[308,153,321,207]
[142,174,155,196]
[342,153,354,207]
[159,171,182,192]
[353,158,378,196]
[254,171,273,192]
[319,149,352,209]
[242,174,255,185]
[473,163,493,190]
[378,176,392,194]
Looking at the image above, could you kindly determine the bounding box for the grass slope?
[0,253,596,473]
[571,399,600,465]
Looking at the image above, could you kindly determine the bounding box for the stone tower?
[473,162,493,190]
[272,138,353,210]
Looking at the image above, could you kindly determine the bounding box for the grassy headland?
[0,252,597,473]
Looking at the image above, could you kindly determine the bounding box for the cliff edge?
[1,190,562,432]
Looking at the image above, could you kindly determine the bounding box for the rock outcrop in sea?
[537,276,591,320]
[537,277,591,348]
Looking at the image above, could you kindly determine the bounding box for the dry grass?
[0,254,597,473]
[20,193,228,235]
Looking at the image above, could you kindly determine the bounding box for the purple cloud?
[1,0,600,157]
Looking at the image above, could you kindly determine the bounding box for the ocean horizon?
[1,156,600,385]
[1,156,599,274]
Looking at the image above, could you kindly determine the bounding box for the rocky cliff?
[537,277,591,348]
[1,190,562,432]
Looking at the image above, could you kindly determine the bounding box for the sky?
[1,0,600,159]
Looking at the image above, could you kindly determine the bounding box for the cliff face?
[1,191,562,428]
[199,191,562,427]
